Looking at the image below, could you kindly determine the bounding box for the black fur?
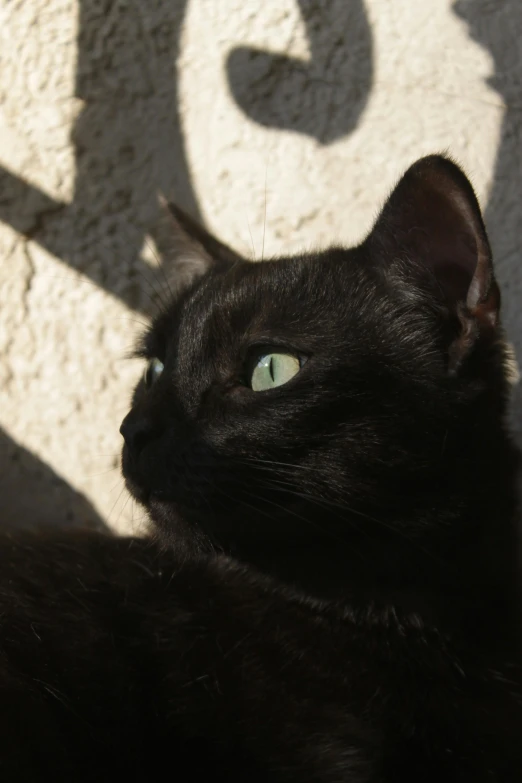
[123,156,519,635]
[0,530,521,781]
[1,156,521,780]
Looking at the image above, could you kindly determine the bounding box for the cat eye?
[250,353,302,392]
[144,358,164,388]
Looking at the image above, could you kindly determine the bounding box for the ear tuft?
[153,195,244,297]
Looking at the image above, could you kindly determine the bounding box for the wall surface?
[0,0,521,532]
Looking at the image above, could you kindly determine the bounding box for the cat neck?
[217,466,521,650]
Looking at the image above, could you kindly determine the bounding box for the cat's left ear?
[366,155,500,367]
[155,196,245,295]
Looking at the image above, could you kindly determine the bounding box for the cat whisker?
[210,481,277,525]
[244,212,257,262]
[247,471,453,571]
[108,475,126,494]
[244,486,365,554]
[261,163,268,263]
[241,457,316,474]
[113,316,151,330]
[132,264,169,313]
[82,467,119,479]
[104,489,127,528]
[114,490,133,529]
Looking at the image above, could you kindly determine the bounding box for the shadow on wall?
[227,0,372,144]
[0,0,195,528]
[453,0,522,434]
[0,427,106,531]
[0,0,198,316]
[0,0,373,528]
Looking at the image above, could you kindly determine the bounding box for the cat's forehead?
[176,250,369,338]
[143,251,394,377]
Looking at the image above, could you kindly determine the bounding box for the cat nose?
[120,413,156,456]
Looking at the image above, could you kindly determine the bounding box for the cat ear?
[366,155,500,366]
[155,195,244,295]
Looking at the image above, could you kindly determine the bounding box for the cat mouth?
[121,444,220,514]
[123,470,183,510]
[123,474,174,507]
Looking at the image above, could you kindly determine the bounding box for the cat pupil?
[249,353,301,392]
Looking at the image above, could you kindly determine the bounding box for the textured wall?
[0,0,521,532]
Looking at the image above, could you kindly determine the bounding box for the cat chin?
[124,478,181,520]
[147,496,177,524]
[146,496,206,529]
[147,497,216,555]
[122,475,150,506]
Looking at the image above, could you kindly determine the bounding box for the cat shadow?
[0,427,106,531]
[452,0,522,439]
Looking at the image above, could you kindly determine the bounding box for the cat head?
[120,156,517,581]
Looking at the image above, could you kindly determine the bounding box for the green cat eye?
[144,358,164,388]
[250,353,301,392]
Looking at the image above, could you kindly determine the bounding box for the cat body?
[0,530,520,782]
[1,155,521,780]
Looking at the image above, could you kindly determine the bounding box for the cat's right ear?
[155,196,245,296]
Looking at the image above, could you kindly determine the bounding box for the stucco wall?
[0,0,521,532]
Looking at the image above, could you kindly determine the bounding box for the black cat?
[122,154,520,635]
[0,156,520,781]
